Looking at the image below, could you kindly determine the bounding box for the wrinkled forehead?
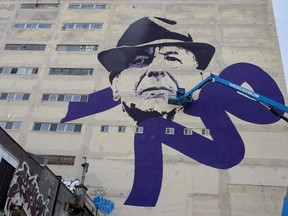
[138,45,194,56]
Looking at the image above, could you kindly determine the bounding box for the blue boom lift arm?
[168,73,288,122]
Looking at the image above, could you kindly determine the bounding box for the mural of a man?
[97,17,215,124]
[62,16,286,207]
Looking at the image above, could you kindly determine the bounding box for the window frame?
[56,45,98,52]
[118,126,126,133]
[62,23,102,30]
[49,68,93,76]
[100,125,109,133]
[68,4,106,9]
[165,127,175,135]
[42,94,88,102]
[21,3,59,9]
[135,126,144,134]
[201,128,210,136]
[0,121,21,130]
[4,44,46,51]
[33,123,82,133]
[39,155,75,165]
[0,93,30,101]
[184,128,193,135]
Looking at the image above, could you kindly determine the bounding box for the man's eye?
[129,56,151,67]
[164,56,182,63]
[134,58,146,64]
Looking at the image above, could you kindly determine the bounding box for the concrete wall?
[0,1,287,216]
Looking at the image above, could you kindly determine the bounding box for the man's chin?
[125,99,176,114]
[122,102,177,125]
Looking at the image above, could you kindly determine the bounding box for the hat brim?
[98,42,215,75]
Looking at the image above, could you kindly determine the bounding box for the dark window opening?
[39,155,76,165]
[0,159,15,211]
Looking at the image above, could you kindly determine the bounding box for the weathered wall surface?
[0,1,287,216]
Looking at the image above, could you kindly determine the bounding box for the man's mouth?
[137,86,175,100]
[137,86,174,96]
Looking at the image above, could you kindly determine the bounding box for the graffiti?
[61,178,80,192]
[93,196,114,215]
[5,162,49,216]
[44,171,56,186]
[61,17,285,207]
[87,185,107,196]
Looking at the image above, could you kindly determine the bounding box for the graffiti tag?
[93,196,114,215]
[5,162,49,216]
[61,178,80,192]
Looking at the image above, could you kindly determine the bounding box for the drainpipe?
[74,157,89,209]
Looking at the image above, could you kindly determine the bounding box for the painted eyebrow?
[159,51,179,55]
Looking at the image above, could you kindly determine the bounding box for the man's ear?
[111,77,120,101]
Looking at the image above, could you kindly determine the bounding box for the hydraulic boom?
[168,73,288,122]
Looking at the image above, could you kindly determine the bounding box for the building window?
[56,45,98,52]
[21,4,59,9]
[39,155,75,165]
[69,4,106,9]
[202,129,210,136]
[135,126,143,134]
[0,121,21,130]
[0,67,38,75]
[62,23,102,30]
[33,123,82,132]
[165,127,174,135]
[118,126,126,133]
[100,125,109,132]
[184,128,193,135]
[0,93,30,101]
[49,68,93,75]
[4,44,46,51]
[42,94,88,102]
[13,23,53,29]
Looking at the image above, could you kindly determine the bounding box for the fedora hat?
[98,17,215,80]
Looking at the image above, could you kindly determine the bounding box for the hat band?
[117,39,192,48]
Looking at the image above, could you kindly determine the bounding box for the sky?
[272,0,288,91]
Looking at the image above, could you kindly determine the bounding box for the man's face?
[111,46,202,115]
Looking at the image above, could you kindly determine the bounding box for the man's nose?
[147,70,166,78]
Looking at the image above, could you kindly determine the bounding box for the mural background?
[0,1,287,216]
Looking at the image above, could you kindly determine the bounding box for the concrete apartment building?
[0,0,288,215]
